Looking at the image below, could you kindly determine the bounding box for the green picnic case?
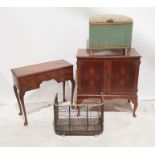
[89,14,133,50]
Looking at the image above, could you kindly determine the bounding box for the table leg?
[76,98,82,116]
[13,85,22,115]
[131,96,138,117]
[70,79,75,105]
[63,81,66,102]
[19,92,28,126]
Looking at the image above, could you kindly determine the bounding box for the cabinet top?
[76,48,141,59]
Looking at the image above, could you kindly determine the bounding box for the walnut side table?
[11,60,75,126]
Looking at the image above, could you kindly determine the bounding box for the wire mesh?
[54,101,104,136]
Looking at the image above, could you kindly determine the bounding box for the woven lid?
[89,14,133,24]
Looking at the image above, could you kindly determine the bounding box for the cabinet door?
[77,60,103,94]
[109,59,140,94]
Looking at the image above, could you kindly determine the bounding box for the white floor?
[0,99,155,147]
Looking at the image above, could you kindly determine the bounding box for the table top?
[76,48,141,59]
[11,59,73,78]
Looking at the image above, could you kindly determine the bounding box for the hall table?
[11,60,75,126]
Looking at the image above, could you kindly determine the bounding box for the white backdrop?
[0,7,155,104]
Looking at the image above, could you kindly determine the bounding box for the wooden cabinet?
[77,49,141,117]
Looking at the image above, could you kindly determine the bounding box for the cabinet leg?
[70,79,75,105]
[131,97,138,117]
[19,92,28,126]
[13,85,22,115]
[63,81,66,102]
[76,98,82,116]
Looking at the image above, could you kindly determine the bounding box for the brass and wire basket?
[53,93,104,136]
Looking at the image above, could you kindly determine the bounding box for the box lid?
[89,14,133,24]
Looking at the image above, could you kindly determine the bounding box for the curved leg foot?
[18,112,22,115]
[24,121,28,126]
[131,97,138,117]
[19,92,28,126]
[63,98,67,102]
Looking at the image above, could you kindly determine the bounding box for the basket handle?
[107,19,114,23]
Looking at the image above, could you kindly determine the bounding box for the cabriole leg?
[19,92,28,126]
[131,97,138,117]
[13,85,22,115]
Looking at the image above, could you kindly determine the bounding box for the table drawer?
[59,67,73,75]
[56,73,73,82]
[19,75,38,91]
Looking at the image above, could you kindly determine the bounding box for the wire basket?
[53,93,104,136]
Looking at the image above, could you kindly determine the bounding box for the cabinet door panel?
[77,60,103,94]
[110,60,138,94]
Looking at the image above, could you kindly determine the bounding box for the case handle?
[107,19,114,23]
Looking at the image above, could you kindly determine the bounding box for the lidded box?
[89,14,133,50]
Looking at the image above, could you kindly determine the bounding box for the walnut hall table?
[11,60,75,126]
